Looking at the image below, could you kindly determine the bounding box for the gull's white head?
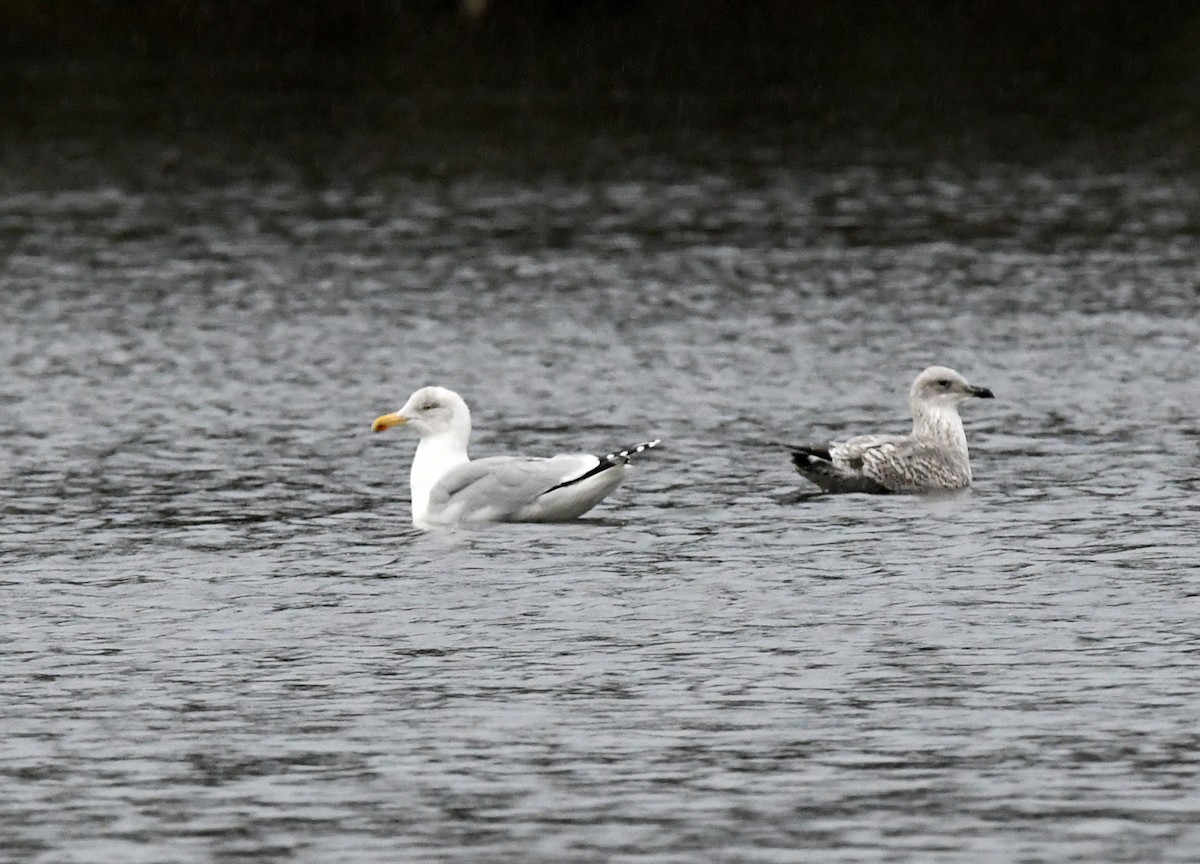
[909,366,994,411]
[372,386,472,440]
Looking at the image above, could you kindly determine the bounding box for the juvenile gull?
[788,366,993,494]
[372,386,659,528]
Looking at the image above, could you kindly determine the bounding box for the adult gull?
[788,366,993,493]
[372,386,659,528]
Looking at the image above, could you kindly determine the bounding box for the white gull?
[372,386,659,528]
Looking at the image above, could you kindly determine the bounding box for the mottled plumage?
[372,386,658,528]
[789,366,993,494]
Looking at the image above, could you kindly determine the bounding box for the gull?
[788,366,994,493]
[372,386,659,528]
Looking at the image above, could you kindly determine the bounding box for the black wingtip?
[543,439,661,496]
[788,444,832,463]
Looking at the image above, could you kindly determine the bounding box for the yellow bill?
[372,412,406,433]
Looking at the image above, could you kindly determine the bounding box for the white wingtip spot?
[604,439,662,463]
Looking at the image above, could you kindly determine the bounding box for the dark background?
[4,1,1200,172]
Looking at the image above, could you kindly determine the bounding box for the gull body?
[789,366,994,494]
[372,386,658,528]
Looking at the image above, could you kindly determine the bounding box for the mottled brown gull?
[788,366,994,494]
[372,386,659,528]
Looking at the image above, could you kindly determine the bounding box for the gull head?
[910,366,994,411]
[372,386,472,439]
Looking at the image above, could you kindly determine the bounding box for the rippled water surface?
[2,140,1199,863]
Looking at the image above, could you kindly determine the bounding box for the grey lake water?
[1,138,1199,863]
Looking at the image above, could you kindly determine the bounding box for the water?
[2,139,1199,863]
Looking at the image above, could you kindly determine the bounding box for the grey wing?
[790,434,904,493]
[806,434,910,493]
[852,437,971,492]
[839,436,913,492]
[428,454,600,522]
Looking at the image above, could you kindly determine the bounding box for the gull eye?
[421,402,438,411]
[936,379,952,388]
